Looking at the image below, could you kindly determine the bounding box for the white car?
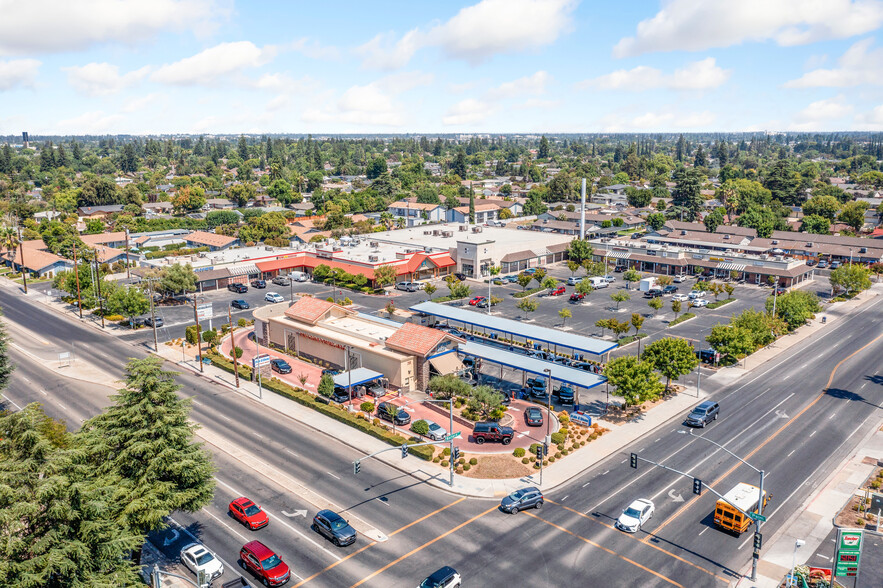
[603,275,616,283]
[688,290,706,300]
[265,292,285,303]
[180,542,224,582]
[615,498,654,533]
[673,274,688,283]
[691,298,709,308]
[413,419,447,441]
[672,293,689,302]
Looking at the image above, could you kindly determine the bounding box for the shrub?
[458,458,466,465]
[232,346,244,359]
[551,431,566,445]
[411,419,429,436]
[372,418,382,427]
[558,411,570,424]
[469,457,478,465]
[548,456,555,463]
[513,447,526,458]
[433,456,441,463]
[522,457,530,464]
[556,444,565,452]
[105,314,125,322]
[185,324,202,345]
[562,449,569,456]
[441,460,449,467]
[463,464,471,471]
[237,318,247,327]
[360,402,375,413]
[443,447,451,456]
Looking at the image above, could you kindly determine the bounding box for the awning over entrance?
[716,262,747,271]
[228,263,260,277]
[428,352,465,375]
[333,367,384,390]
[606,250,631,259]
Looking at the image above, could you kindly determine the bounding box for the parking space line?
[524,512,691,587]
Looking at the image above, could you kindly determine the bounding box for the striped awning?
[605,250,631,259]
[717,262,746,271]
[228,264,260,277]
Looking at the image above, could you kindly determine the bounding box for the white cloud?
[151,41,277,86]
[302,72,432,127]
[514,98,561,110]
[0,59,40,91]
[289,38,341,61]
[0,0,226,56]
[599,109,716,132]
[63,62,150,96]
[855,104,883,128]
[443,99,497,125]
[790,95,853,129]
[121,92,162,113]
[56,110,125,133]
[486,71,551,100]
[358,0,576,69]
[584,58,730,91]
[785,38,883,87]
[614,0,883,58]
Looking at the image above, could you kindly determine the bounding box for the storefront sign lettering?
[296,331,345,350]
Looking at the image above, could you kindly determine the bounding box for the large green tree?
[800,214,830,234]
[671,168,704,221]
[567,239,594,263]
[640,337,698,391]
[603,356,664,408]
[706,324,755,359]
[838,201,870,232]
[765,290,821,330]
[802,195,841,220]
[829,264,872,296]
[107,285,150,328]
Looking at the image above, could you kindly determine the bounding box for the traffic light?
[630,453,638,469]
[753,533,763,551]
[452,447,461,461]
[535,444,544,458]
[543,442,549,457]
[401,444,408,459]
[692,478,702,496]
[354,460,361,475]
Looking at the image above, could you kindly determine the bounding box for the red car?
[239,541,291,586]
[569,292,585,303]
[469,296,486,306]
[230,497,269,530]
[550,286,566,296]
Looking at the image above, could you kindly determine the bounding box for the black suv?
[662,285,678,294]
[312,509,356,547]
[250,279,267,289]
[228,283,248,293]
[685,401,719,428]
[330,386,350,403]
[472,422,514,445]
[231,299,249,310]
[377,401,411,426]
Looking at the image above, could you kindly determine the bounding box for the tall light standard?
[789,539,805,587]
[678,429,766,581]
[543,368,553,449]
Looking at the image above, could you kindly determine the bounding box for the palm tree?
[379,212,394,230]
[1,225,26,293]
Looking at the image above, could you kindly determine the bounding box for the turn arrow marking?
[668,489,684,503]
[163,528,180,546]
[282,509,307,518]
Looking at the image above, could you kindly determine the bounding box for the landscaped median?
[203,349,435,461]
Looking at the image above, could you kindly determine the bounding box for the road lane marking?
[547,499,732,582]
[582,482,591,488]
[326,472,341,480]
[201,506,250,543]
[39,388,47,396]
[828,413,836,420]
[787,450,796,457]
[646,331,883,543]
[348,505,497,588]
[698,528,707,536]
[524,513,689,587]
[217,414,232,422]
[1,393,22,410]
[285,449,299,457]
[809,430,817,438]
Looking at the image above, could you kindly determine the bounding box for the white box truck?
[638,277,658,292]
[589,276,608,289]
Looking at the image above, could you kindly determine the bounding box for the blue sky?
[4,0,883,134]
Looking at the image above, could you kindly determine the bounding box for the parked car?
[567,276,584,286]
[272,275,291,286]
[691,299,709,307]
[476,298,497,308]
[231,299,250,310]
[377,401,411,426]
[830,261,841,269]
[396,281,418,292]
[549,285,566,296]
[524,406,543,426]
[239,540,291,586]
[181,543,224,583]
[265,292,285,303]
[330,386,350,404]
[472,421,514,445]
[229,496,269,530]
[569,292,586,303]
[615,498,654,532]
[662,285,679,294]
[453,273,467,281]
[412,419,447,441]
[603,275,616,283]
[774,286,787,295]
[228,283,248,293]
[806,259,817,267]
[688,290,706,299]
[366,382,386,397]
[500,487,544,514]
[553,385,575,405]
[468,296,486,306]
[523,268,537,275]
[251,279,267,289]
[817,260,828,269]
[312,509,356,547]
[696,349,719,364]
[270,358,291,374]
[685,400,719,427]
[144,316,164,327]
[419,566,461,588]
[614,265,626,273]
[672,293,689,302]
[525,377,546,397]
[643,288,663,298]
[673,274,688,283]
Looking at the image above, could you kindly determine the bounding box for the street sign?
[747,512,767,522]
[443,432,462,442]
[834,528,863,578]
[196,302,213,320]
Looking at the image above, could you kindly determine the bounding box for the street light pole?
[696,362,701,398]
[124,227,131,279]
[71,239,83,318]
[192,292,203,372]
[147,278,159,352]
[16,224,28,294]
[227,305,239,388]
[789,540,805,587]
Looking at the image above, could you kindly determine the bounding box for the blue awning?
[458,341,606,390]
[332,368,384,390]
[409,301,617,358]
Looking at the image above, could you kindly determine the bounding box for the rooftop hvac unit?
[265,246,273,251]
[806,242,813,247]
[775,256,784,261]
[860,247,868,253]
[424,231,431,235]
[369,241,379,248]
[432,230,440,236]
[459,225,467,231]
[772,240,778,245]
[724,234,730,239]
[681,230,687,235]
[472,226,482,233]
[368,255,379,262]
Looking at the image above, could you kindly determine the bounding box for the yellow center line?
[546,499,729,583]
[349,505,498,588]
[645,331,883,543]
[524,511,686,588]
[292,496,467,588]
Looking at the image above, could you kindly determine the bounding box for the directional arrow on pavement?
[281,509,307,518]
[163,528,180,546]
[775,410,789,419]
[668,489,685,503]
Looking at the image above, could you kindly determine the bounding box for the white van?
[588,277,608,289]
[290,271,309,282]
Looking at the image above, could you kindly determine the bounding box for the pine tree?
[538,135,550,159]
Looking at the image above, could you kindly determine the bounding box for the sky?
[5,0,883,135]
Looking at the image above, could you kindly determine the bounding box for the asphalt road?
[3,283,883,587]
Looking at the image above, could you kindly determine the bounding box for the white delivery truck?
[589,276,608,289]
[638,277,658,292]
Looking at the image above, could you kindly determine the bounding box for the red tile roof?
[184,231,238,248]
[385,323,448,357]
[283,296,342,324]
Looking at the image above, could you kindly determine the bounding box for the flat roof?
[458,341,606,390]
[409,301,618,358]
[369,224,572,251]
[333,368,384,389]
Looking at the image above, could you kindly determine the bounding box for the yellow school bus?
[714,482,771,534]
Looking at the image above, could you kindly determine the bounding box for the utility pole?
[192,291,203,372]
[253,331,263,399]
[227,305,239,388]
[147,278,159,352]
[94,253,105,328]
[71,239,83,318]
[124,227,131,279]
[16,224,28,294]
